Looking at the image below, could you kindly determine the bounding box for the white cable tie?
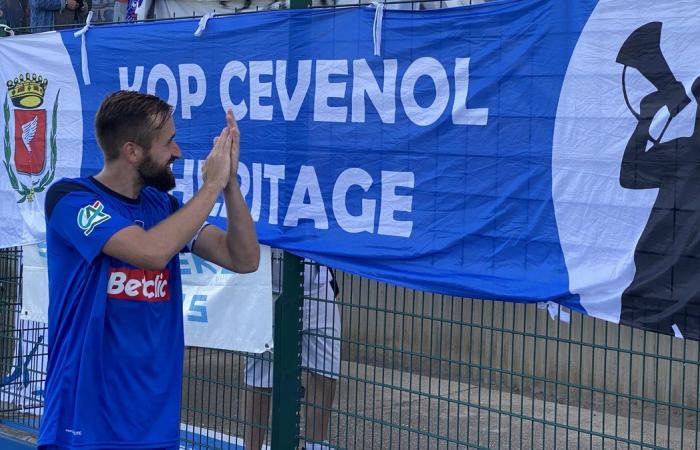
[537,301,570,323]
[557,306,571,323]
[671,324,684,339]
[371,0,385,56]
[0,24,15,36]
[74,11,94,85]
[194,12,215,37]
[73,10,93,38]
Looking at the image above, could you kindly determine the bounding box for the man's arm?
[103,127,234,270]
[191,110,260,273]
[102,185,221,270]
[191,182,260,273]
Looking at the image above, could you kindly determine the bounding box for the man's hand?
[66,0,79,10]
[225,109,241,191]
[191,111,260,273]
[201,127,233,192]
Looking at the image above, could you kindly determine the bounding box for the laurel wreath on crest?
[3,91,59,203]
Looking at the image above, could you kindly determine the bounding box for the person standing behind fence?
[38,91,260,449]
[113,0,138,22]
[1,0,27,31]
[244,253,341,450]
[30,0,80,32]
[53,0,88,28]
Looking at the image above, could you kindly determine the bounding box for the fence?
[1,1,699,448]
[0,244,698,449]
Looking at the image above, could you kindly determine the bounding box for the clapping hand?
[224,109,241,191]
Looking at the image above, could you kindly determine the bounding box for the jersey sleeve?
[46,187,135,263]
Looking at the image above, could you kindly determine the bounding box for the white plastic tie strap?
[537,301,571,323]
[73,11,94,85]
[194,12,215,37]
[0,24,15,36]
[672,324,684,339]
[371,0,385,56]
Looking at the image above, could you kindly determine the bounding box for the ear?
[120,141,144,164]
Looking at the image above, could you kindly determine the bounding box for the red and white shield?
[13,109,47,176]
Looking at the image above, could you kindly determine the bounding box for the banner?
[0,315,45,415]
[1,0,698,339]
[21,243,273,353]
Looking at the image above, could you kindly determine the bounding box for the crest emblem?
[3,73,59,203]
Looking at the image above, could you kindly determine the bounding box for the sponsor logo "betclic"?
[107,268,170,302]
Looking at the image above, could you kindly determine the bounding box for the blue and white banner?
[21,243,273,352]
[1,0,698,339]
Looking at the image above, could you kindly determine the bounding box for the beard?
[138,153,176,192]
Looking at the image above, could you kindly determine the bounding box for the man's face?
[137,117,180,192]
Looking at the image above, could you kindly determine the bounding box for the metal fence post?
[271,0,308,444]
[270,252,304,449]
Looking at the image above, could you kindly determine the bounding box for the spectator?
[1,0,27,31]
[113,0,139,22]
[30,0,79,32]
[0,3,6,37]
[86,0,113,23]
[54,0,88,28]
[244,254,342,450]
[112,0,126,20]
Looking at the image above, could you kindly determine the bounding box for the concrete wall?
[335,271,699,410]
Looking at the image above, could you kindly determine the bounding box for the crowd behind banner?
[0,0,124,32]
[0,0,157,32]
[0,0,491,36]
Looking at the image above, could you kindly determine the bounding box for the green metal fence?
[0,245,698,449]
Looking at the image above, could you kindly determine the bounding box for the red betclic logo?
[107,268,170,302]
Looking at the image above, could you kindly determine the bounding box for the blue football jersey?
[39,176,186,449]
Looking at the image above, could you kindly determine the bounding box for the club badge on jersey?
[76,200,111,236]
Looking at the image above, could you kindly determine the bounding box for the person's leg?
[112,0,127,22]
[300,294,341,447]
[243,386,272,450]
[243,352,273,450]
[302,370,338,443]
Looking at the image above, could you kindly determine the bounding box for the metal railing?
[0,245,698,449]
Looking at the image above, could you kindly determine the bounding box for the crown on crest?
[7,73,48,109]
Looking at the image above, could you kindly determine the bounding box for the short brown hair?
[94,91,173,161]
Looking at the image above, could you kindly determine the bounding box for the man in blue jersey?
[39,90,260,449]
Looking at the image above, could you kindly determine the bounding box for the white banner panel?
[21,243,273,353]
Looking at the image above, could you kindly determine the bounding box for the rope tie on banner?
[0,24,15,36]
[672,324,684,339]
[537,301,571,323]
[73,11,94,85]
[371,0,385,56]
[194,12,215,37]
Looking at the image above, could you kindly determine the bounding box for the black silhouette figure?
[617,22,700,339]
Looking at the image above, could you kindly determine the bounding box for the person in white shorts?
[243,253,341,450]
